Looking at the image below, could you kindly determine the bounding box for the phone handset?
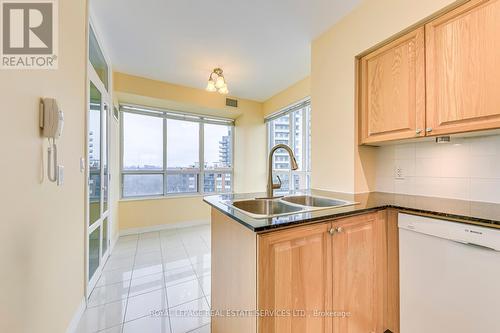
[39,98,64,185]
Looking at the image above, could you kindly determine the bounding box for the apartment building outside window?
[120,105,234,198]
[266,99,311,191]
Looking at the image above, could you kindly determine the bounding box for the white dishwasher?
[398,213,500,333]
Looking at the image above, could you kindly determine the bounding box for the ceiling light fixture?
[206,68,228,95]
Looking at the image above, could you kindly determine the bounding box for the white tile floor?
[76,224,211,333]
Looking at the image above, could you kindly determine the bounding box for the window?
[123,112,163,170]
[267,99,311,191]
[89,26,109,91]
[121,105,234,198]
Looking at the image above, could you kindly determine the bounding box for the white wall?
[374,135,500,203]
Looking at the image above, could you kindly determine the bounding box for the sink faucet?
[266,144,299,198]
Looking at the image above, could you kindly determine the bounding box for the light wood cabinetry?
[257,211,394,333]
[358,0,500,144]
[426,0,500,135]
[385,209,400,333]
[211,209,399,333]
[258,222,333,333]
[359,28,425,144]
[331,212,386,333]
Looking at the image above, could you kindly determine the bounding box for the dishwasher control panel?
[398,213,500,252]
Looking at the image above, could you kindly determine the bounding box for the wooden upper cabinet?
[359,27,426,144]
[426,0,500,135]
[258,222,332,333]
[331,212,386,333]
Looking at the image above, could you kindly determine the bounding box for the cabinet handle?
[426,127,433,133]
[329,227,344,235]
[415,129,422,135]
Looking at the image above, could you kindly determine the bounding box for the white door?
[87,75,111,293]
[86,21,112,294]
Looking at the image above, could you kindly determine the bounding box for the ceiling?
[90,0,360,102]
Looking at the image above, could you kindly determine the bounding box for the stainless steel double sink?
[223,195,356,219]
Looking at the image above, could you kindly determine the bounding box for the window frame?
[266,99,311,191]
[120,104,234,199]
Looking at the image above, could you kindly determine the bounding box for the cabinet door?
[426,0,500,135]
[258,222,332,333]
[332,212,386,333]
[359,28,425,144]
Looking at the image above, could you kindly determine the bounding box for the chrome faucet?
[266,144,299,198]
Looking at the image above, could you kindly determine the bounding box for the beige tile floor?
[76,224,211,333]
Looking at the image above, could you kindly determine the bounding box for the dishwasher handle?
[451,239,499,252]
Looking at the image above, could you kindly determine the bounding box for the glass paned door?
[87,77,111,291]
[103,102,108,212]
[88,227,100,280]
[102,217,108,254]
[89,83,101,226]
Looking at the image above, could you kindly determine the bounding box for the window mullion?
[120,108,124,198]
[289,112,294,190]
[302,106,307,190]
[199,122,204,194]
[231,126,235,193]
[163,117,167,196]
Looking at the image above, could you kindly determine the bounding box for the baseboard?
[65,297,86,333]
[119,219,210,236]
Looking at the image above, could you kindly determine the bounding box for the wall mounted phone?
[39,98,64,185]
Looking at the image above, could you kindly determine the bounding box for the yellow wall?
[0,1,87,332]
[262,76,311,117]
[311,0,460,193]
[114,72,266,230]
[119,196,211,230]
[114,72,261,120]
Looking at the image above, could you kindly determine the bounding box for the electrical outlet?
[395,165,404,180]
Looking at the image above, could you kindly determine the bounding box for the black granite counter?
[203,190,500,232]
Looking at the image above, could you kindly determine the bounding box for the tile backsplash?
[374,134,500,203]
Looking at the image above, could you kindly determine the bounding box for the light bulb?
[206,80,216,92]
[218,85,229,95]
[215,76,225,89]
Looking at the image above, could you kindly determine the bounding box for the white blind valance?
[120,104,234,126]
[265,98,310,123]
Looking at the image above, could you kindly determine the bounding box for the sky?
[122,112,230,169]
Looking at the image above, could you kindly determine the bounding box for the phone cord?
[47,138,58,182]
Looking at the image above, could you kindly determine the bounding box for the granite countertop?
[203,190,500,232]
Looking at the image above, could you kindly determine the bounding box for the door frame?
[85,16,113,297]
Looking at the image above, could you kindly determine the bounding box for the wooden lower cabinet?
[385,209,400,333]
[257,210,396,333]
[210,208,399,333]
[258,222,333,333]
[331,212,387,333]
